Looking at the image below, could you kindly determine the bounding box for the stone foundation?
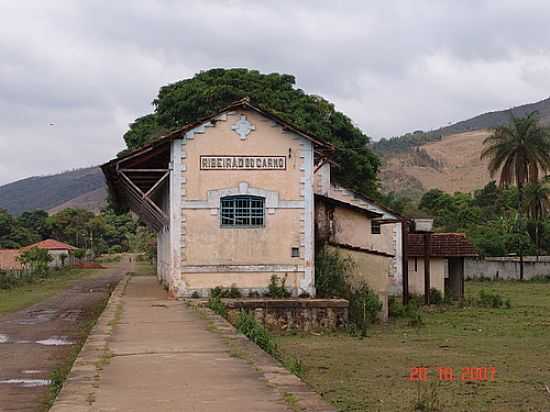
[221,298,349,332]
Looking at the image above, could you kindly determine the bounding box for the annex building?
[103,99,404,307]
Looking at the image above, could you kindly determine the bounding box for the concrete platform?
[52,275,292,411]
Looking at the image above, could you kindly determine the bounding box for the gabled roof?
[325,184,403,220]
[22,239,78,251]
[105,97,335,168]
[408,233,478,257]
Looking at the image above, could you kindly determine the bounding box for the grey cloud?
[1,0,550,184]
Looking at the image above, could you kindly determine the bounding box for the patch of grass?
[0,267,108,314]
[276,281,550,411]
[283,392,304,412]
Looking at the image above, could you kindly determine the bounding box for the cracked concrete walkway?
[91,276,291,412]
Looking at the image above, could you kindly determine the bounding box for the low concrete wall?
[221,298,349,332]
[465,256,550,280]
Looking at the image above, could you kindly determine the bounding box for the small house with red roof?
[408,233,478,300]
[21,239,78,268]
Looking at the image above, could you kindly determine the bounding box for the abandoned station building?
[103,99,404,306]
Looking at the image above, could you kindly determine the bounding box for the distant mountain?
[0,167,107,215]
[374,97,550,155]
[376,97,550,196]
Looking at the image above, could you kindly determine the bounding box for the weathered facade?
[315,173,403,318]
[103,99,405,302]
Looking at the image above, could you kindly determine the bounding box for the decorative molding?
[301,139,315,295]
[181,264,305,273]
[169,139,184,292]
[231,114,255,140]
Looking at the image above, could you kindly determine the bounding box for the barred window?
[371,221,381,234]
[220,196,265,227]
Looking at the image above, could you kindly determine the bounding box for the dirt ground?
[0,262,129,411]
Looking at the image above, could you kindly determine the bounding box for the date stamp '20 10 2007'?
[409,367,496,382]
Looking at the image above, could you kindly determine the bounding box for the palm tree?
[524,180,550,260]
[481,112,550,279]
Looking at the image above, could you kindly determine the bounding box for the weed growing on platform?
[207,295,227,317]
[236,310,278,355]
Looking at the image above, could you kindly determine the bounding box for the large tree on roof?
[123,68,380,196]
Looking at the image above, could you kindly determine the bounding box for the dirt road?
[0,260,130,411]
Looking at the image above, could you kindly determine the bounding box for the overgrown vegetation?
[315,246,382,335]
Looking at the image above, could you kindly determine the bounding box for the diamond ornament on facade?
[231,115,255,140]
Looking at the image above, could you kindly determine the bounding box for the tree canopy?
[123,68,380,196]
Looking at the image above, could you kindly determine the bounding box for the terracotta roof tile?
[408,233,478,257]
[22,239,78,251]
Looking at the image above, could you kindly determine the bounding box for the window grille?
[220,196,265,227]
[371,221,381,234]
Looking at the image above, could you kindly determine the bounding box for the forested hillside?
[0,167,106,215]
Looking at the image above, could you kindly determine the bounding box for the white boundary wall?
[465,256,550,280]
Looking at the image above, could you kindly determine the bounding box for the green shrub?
[210,284,242,299]
[388,295,424,326]
[389,295,406,317]
[478,289,505,308]
[109,245,123,254]
[210,286,223,299]
[429,288,443,305]
[348,285,382,337]
[236,310,277,355]
[315,247,353,297]
[227,284,242,298]
[265,274,291,298]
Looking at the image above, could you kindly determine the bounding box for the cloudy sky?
[1,1,550,185]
